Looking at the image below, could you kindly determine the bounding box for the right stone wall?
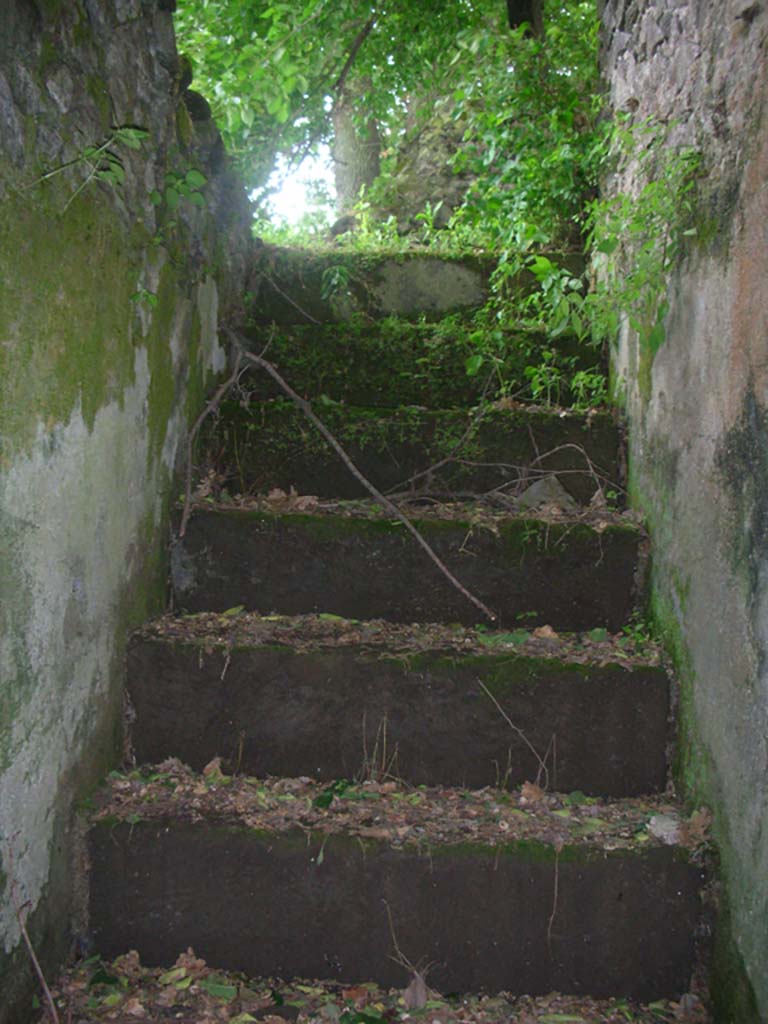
[600,2,767,1019]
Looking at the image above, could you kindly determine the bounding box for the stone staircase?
[79,252,709,1021]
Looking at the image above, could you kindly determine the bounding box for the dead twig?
[477,678,549,789]
[384,370,496,496]
[383,900,433,1009]
[258,272,323,324]
[179,351,244,538]
[547,839,563,956]
[227,329,497,622]
[6,841,61,1024]
[359,712,400,784]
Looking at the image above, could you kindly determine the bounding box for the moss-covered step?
[237,318,599,408]
[247,247,585,324]
[89,769,707,1000]
[128,613,669,796]
[206,400,620,505]
[46,953,712,1024]
[249,248,489,324]
[171,505,642,630]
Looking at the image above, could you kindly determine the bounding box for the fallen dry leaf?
[122,996,147,1017]
[682,807,712,849]
[520,781,546,804]
[532,625,558,639]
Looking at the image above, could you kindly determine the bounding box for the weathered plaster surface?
[0,2,250,1020]
[601,2,768,1018]
[0,352,154,930]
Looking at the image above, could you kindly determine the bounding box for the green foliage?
[319,263,351,302]
[24,125,149,212]
[177,1,700,414]
[445,1,601,251]
[457,117,700,409]
[174,0,499,200]
[151,167,208,212]
[587,122,701,347]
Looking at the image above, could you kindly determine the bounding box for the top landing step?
[248,246,584,324]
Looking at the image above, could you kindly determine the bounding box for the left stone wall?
[0,3,251,1020]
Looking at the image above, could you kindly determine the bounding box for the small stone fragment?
[648,813,682,845]
[517,476,578,512]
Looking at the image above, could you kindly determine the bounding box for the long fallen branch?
[179,351,244,539]
[224,328,497,622]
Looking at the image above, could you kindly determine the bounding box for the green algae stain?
[0,191,139,459]
[143,262,179,464]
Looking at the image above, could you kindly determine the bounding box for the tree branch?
[179,351,244,539]
[332,16,377,100]
[225,329,497,623]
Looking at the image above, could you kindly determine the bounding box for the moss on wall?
[0,191,140,459]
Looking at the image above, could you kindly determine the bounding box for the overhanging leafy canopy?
[175,1,512,194]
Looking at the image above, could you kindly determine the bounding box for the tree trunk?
[332,78,381,215]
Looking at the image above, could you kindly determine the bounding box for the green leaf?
[165,186,181,209]
[221,605,245,616]
[477,630,529,646]
[159,967,187,985]
[199,977,238,1001]
[577,818,608,831]
[539,1016,586,1023]
[599,238,620,256]
[116,127,150,148]
[88,968,120,987]
[465,353,485,377]
[587,627,608,641]
[149,189,163,205]
[563,790,589,805]
[314,779,349,808]
[185,168,208,188]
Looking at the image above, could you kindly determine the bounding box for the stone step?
[128,613,669,797]
[172,503,643,631]
[89,767,707,1001]
[205,399,621,505]
[249,248,496,324]
[237,319,599,409]
[49,952,711,1023]
[249,248,584,325]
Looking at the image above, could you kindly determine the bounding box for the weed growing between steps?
[239,310,605,412]
[40,951,710,1024]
